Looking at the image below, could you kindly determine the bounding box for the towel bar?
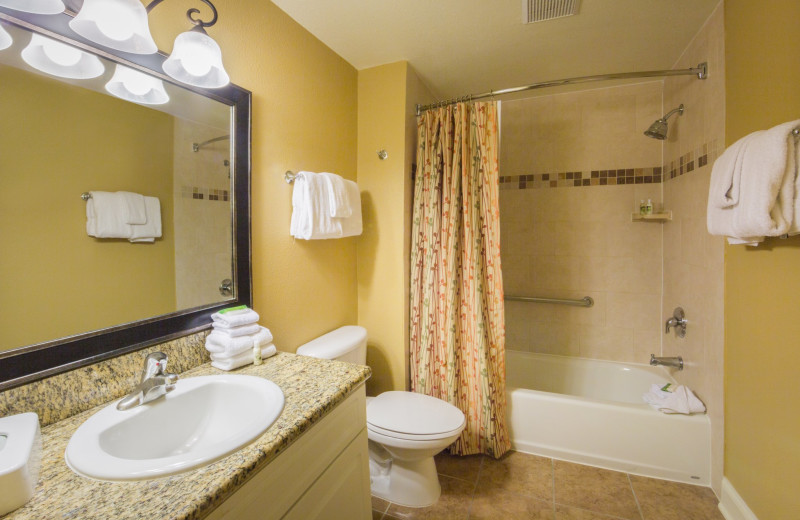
[284,171,298,184]
[504,295,594,307]
[81,192,92,201]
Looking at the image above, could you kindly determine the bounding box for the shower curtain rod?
[192,135,230,152]
[415,62,707,116]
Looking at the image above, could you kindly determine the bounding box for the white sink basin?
[65,374,284,481]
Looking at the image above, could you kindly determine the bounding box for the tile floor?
[371,451,724,520]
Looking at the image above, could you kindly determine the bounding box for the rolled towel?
[212,322,261,338]
[205,326,272,357]
[211,343,277,371]
[642,383,706,415]
[211,307,260,328]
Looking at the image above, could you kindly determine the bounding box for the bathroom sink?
[65,374,284,481]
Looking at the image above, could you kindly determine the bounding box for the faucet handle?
[140,352,168,382]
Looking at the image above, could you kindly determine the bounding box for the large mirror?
[0,7,251,390]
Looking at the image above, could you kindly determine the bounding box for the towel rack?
[284,171,298,184]
[81,192,92,201]
[505,295,594,307]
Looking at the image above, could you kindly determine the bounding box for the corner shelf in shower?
[631,211,672,222]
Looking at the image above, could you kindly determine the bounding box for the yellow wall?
[0,66,175,351]
[149,1,359,350]
[724,1,800,517]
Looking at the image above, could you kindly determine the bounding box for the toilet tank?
[296,326,367,365]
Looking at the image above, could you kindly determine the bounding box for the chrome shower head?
[644,104,685,140]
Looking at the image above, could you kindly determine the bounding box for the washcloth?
[339,179,363,237]
[210,307,260,328]
[320,172,352,218]
[290,171,345,239]
[211,343,277,371]
[642,383,706,415]
[211,322,261,338]
[129,196,162,243]
[205,326,272,357]
[119,191,147,225]
[86,191,130,238]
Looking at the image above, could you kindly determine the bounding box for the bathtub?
[506,350,710,485]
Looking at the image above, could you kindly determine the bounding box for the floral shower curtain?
[409,101,510,458]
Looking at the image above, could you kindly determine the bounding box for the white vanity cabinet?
[206,386,371,520]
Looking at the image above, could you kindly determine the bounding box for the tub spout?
[650,354,684,370]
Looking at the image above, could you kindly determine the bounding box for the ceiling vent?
[523,0,581,24]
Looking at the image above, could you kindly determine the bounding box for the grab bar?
[504,295,594,307]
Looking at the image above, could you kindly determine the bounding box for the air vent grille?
[524,0,581,24]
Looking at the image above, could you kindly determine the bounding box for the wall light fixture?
[22,33,104,79]
[0,0,65,15]
[105,64,169,105]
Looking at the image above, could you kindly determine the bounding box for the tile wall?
[499,81,665,363]
[662,3,725,495]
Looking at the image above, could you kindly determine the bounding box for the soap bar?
[0,412,42,516]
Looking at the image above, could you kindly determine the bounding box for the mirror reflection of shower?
[193,134,231,178]
[644,104,684,140]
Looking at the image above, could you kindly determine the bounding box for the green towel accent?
[661,383,673,392]
[219,305,248,314]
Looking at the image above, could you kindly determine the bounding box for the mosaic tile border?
[180,185,230,201]
[665,139,721,181]
[500,167,662,190]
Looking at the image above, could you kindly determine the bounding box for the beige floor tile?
[385,475,474,520]
[555,504,629,519]
[470,487,555,519]
[435,451,484,483]
[629,475,724,520]
[553,461,640,520]
[477,451,553,500]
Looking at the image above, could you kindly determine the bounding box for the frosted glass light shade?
[0,24,11,51]
[105,65,169,105]
[163,29,229,88]
[22,33,104,79]
[69,0,157,55]
[0,0,65,14]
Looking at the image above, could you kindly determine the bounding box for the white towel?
[211,322,261,338]
[642,383,706,415]
[211,343,277,371]
[205,326,272,357]
[129,196,162,243]
[86,191,130,238]
[211,307,260,328]
[707,121,800,244]
[340,179,362,237]
[290,171,342,239]
[320,172,352,218]
[119,191,147,224]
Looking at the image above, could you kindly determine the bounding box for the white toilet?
[297,326,465,508]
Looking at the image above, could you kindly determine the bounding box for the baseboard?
[718,477,759,520]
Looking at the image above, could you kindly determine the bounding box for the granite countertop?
[1,352,370,520]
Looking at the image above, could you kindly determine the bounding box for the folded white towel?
[129,196,162,243]
[642,383,706,415]
[320,172,352,218]
[212,322,261,338]
[86,191,130,239]
[205,326,272,356]
[119,191,147,225]
[211,307,260,328]
[708,132,755,209]
[290,171,345,240]
[211,343,277,371]
[339,179,362,237]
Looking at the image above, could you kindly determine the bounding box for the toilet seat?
[366,391,466,441]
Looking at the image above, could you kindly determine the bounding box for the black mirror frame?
[0,8,252,391]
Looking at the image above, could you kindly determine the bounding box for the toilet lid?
[367,391,465,436]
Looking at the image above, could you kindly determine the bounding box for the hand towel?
[211,322,261,338]
[642,383,706,415]
[211,343,277,371]
[290,171,343,239]
[339,179,362,237]
[205,326,273,357]
[86,191,130,239]
[211,307,260,328]
[129,196,162,243]
[320,172,352,218]
[118,191,147,225]
[708,132,757,209]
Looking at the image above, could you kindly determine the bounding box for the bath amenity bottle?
[645,199,653,215]
[640,200,646,215]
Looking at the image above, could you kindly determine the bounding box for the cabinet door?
[282,428,371,520]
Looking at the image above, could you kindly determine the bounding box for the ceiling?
[272,0,721,101]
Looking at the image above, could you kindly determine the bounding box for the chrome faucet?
[665,307,687,337]
[117,352,178,411]
[650,354,684,370]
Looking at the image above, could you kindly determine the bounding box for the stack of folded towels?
[86,190,162,243]
[290,171,362,240]
[205,306,276,371]
[642,383,706,415]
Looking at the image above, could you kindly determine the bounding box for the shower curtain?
[410,101,510,458]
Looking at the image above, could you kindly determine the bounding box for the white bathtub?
[506,350,710,485]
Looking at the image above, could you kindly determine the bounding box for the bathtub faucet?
[650,354,684,370]
[665,307,687,337]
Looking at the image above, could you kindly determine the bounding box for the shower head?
[644,104,684,140]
